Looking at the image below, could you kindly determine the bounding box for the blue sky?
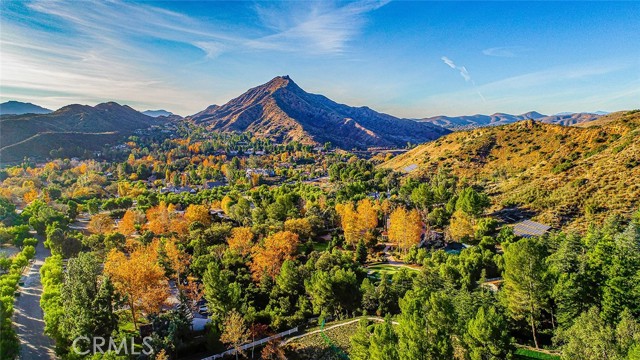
[1,1,638,117]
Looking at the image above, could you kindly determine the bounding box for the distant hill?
[0,102,159,163]
[0,101,52,116]
[420,111,602,130]
[382,110,640,231]
[189,76,451,149]
[143,109,174,117]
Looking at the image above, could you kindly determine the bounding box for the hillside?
[142,109,174,117]
[189,76,450,150]
[0,101,52,115]
[382,110,640,230]
[420,111,601,130]
[0,102,158,163]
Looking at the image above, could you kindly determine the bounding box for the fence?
[201,326,299,360]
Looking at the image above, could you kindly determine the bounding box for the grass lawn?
[285,320,360,360]
[366,263,419,281]
[515,348,561,360]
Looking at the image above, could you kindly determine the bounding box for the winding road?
[13,233,56,360]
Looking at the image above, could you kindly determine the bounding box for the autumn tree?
[104,242,170,329]
[227,227,254,256]
[117,209,144,236]
[250,231,299,281]
[220,310,249,360]
[88,213,114,234]
[164,238,190,285]
[388,207,422,252]
[185,204,211,226]
[336,198,379,247]
[283,218,313,240]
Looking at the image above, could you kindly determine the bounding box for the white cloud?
[441,56,485,102]
[249,1,389,55]
[482,46,528,58]
[0,0,388,113]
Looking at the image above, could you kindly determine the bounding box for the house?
[512,220,551,238]
[205,181,226,189]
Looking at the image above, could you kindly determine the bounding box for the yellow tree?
[356,198,379,243]
[220,310,249,360]
[250,231,299,281]
[146,202,170,234]
[185,204,211,226]
[283,218,313,240]
[164,238,191,285]
[448,210,475,242]
[88,213,115,234]
[336,203,360,247]
[227,227,255,256]
[117,209,142,236]
[104,242,170,329]
[388,207,422,252]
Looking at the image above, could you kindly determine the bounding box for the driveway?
[13,234,56,360]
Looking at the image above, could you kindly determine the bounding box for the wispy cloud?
[249,1,389,54]
[441,56,485,101]
[482,46,528,58]
[0,0,387,113]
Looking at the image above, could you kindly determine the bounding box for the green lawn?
[515,348,561,360]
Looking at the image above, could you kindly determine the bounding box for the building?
[512,220,551,238]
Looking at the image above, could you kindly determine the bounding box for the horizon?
[1,1,639,117]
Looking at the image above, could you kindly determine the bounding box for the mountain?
[143,109,174,117]
[382,110,640,231]
[419,112,544,129]
[420,111,601,130]
[0,102,159,163]
[189,76,450,149]
[537,112,601,126]
[0,101,52,115]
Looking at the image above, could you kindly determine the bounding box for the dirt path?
[13,234,56,360]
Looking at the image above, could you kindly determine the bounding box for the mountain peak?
[189,76,450,149]
[262,75,296,92]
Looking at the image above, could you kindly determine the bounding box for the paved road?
[13,234,56,360]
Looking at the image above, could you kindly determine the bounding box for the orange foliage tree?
[88,213,115,234]
[117,209,143,236]
[145,202,188,238]
[227,227,255,256]
[335,198,379,247]
[185,204,211,226]
[388,207,423,252]
[104,242,170,329]
[250,231,299,281]
[164,238,191,285]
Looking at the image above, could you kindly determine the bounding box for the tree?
[104,242,169,329]
[465,306,513,360]
[185,204,211,226]
[117,209,138,236]
[355,239,368,264]
[220,310,249,360]
[370,316,399,360]
[388,207,422,252]
[396,290,429,360]
[448,210,475,242]
[502,238,549,348]
[227,227,255,256]
[164,238,190,285]
[250,231,299,281]
[455,187,490,217]
[60,253,118,350]
[203,262,241,321]
[350,319,371,360]
[559,307,618,360]
[261,338,286,360]
[284,218,313,240]
[88,213,114,234]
